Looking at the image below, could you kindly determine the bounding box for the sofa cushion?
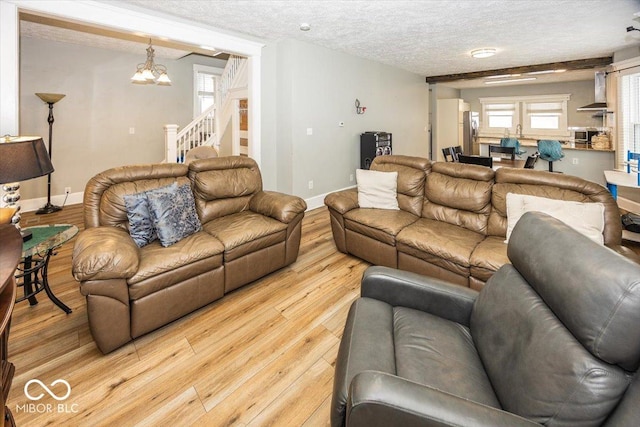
[488,168,620,246]
[397,218,485,270]
[422,163,493,235]
[469,236,509,282]
[356,169,399,210]
[344,208,418,246]
[189,156,263,223]
[128,230,224,286]
[203,210,287,261]
[371,155,430,216]
[147,183,202,247]
[505,193,604,244]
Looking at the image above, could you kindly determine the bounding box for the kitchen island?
[478,137,614,186]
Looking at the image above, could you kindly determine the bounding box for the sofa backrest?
[488,167,622,245]
[188,156,263,223]
[422,162,494,234]
[83,163,189,229]
[471,212,640,426]
[371,155,431,216]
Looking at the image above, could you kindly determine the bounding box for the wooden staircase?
[165,55,247,163]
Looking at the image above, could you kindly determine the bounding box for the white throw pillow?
[505,193,605,244]
[356,169,399,210]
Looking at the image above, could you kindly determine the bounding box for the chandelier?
[131,40,171,85]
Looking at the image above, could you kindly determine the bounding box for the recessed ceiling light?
[300,23,311,31]
[484,77,537,85]
[471,48,496,59]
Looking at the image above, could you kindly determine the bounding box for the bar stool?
[537,140,564,172]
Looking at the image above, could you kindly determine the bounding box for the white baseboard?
[20,191,84,213]
[305,185,356,211]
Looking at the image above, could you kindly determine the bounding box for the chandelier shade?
[131,40,171,85]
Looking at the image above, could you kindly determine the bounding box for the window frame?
[193,64,224,119]
[479,94,571,139]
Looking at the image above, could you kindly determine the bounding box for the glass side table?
[16,224,78,314]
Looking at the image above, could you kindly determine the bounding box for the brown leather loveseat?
[325,155,634,290]
[72,156,306,353]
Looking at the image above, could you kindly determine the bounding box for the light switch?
[306,128,313,135]
[129,127,135,134]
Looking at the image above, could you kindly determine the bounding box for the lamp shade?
[0,137,54,184]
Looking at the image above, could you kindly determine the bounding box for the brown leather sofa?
[325,155,635,291]
[332,212,640,427]
[72,157,306,353]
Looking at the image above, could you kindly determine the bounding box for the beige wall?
[261,38,430,199]
[19,36,225,199]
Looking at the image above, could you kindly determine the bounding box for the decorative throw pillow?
[147,183,202,247]
[356,169,399,210]
[123,183,177,247]
[505,193,605,244]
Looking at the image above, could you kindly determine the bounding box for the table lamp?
[0,136,55,241]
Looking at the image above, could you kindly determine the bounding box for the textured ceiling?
[119,0,640,77]
[19,0,640,87]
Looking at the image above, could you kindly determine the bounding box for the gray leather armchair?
[332,211,640,427]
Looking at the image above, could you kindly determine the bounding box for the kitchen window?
[480,95,570,138]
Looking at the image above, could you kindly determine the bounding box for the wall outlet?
[64,186,71,194]
[129,127,135,135]
[572,158,579,165]
[306,128,313,136]
[308,180,314,190]
[349,174,354,182]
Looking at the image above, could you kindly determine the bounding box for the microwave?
[571,128,599,143]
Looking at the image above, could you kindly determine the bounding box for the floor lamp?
[35,92,65,215]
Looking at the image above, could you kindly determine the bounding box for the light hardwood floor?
[8,204,369,426]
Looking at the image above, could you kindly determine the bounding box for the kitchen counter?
[477,137,613,152]
[477,137,614,186]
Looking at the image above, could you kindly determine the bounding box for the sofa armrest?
[249,191,307,223]
[361,266,478,327]
[347,371,540,427]
[607,244,640,264]
[324,188,359,215]
[72,226,140,282]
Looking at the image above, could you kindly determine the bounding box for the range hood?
[577,71,609,111]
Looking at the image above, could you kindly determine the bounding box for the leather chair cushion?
[397,218,484,268]
[203,211,287,261]
[472,263,630,425]
[128,230,223,286]
[344,208,418,246]
[394,306,500,408]
[508,212,640,371]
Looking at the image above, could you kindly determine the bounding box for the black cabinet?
[360,132,392,169]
